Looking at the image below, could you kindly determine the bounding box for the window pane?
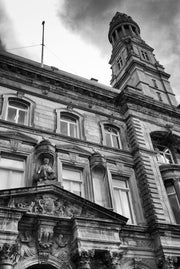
[63,180,71,192]
[105,133,112,147]
[9,99,28,109]
[7,107,17,123]
[166,184,180,224]
[121,190,133,222]
[112,177,133,223]
[72,182,81,196]
[63,168,81,181]
[62,167,83,197]
[70,123,77,138]
[0,169,24,190]
[168,193,180,224]
[113,178,126,188]
[0,157,24,190]
[60,121,68,135]
[112,135,120,148]
[92,167,109,207]
[0,158,24,169]
[18,110,27,124]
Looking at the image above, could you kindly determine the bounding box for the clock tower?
[108,12,177,106]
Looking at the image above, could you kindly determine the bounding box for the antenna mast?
[41,21,45,67]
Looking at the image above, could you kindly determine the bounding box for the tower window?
[117,56,124,70]
[152,79,158,88]
[156,92,163,102]
[141,50,150,61]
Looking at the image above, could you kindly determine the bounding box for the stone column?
[0,243,19,269]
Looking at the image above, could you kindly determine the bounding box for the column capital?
[0,243,19,266]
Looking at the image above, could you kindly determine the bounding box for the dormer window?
[6,98,29,125]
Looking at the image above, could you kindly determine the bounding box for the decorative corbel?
[104,251,123,269]
[36,219,57,263]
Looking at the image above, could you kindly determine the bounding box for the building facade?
[0,12,180,269]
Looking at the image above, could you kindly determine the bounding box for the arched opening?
[28,265,57,269]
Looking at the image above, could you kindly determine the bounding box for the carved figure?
[37,157,56,181]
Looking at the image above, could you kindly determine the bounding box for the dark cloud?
[59,0,180,102]
[59,0,124,53]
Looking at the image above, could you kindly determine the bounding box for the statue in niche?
[37,157,56,182]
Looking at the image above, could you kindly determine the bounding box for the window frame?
[0,94,34,126]
[110,173,135,224]
[101,123,122,149]
[61,164,84,197]
[154,144,174,164]
[140,49,150,62]
[0,153,26,190]
[164,179,180,224]
[56,109,84,140]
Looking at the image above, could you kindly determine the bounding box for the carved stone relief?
[6,194,102,219]
[0,243,19,266]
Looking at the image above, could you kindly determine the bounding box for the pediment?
[56,144,92,156]
[0,183,127,224]
[0,131,37,145]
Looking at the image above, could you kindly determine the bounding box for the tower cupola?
[108,12,140,46]
[108,12,177,107]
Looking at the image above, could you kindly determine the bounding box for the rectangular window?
[165,181,180,224]
[112,175,134,223]
[0,156,25,190]
[62,166,83,196]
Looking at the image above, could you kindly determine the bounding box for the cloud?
[59,0,180,102]
[58,0,124,54]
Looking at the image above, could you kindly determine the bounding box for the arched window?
[6,98,30,125]
[155,145,174,164]
[60,112,79,138]
[104,124,121,149]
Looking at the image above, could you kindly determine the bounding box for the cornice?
[0,52,117,103]
[116,86,180,119]
[113,58,170,89]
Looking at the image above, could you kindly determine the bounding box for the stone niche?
[33,139,57,185]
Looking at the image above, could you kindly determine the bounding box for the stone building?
[0,11,180,269]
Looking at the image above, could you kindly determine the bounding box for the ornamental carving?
[78,250,95,269]
[158,256,178,269]
[18,230,69,263]
[104,251,123,269]
[0,243,19,264]
[12,195,82,217]
[18,231,37,258]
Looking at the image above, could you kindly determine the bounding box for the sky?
[0,0,180,102]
